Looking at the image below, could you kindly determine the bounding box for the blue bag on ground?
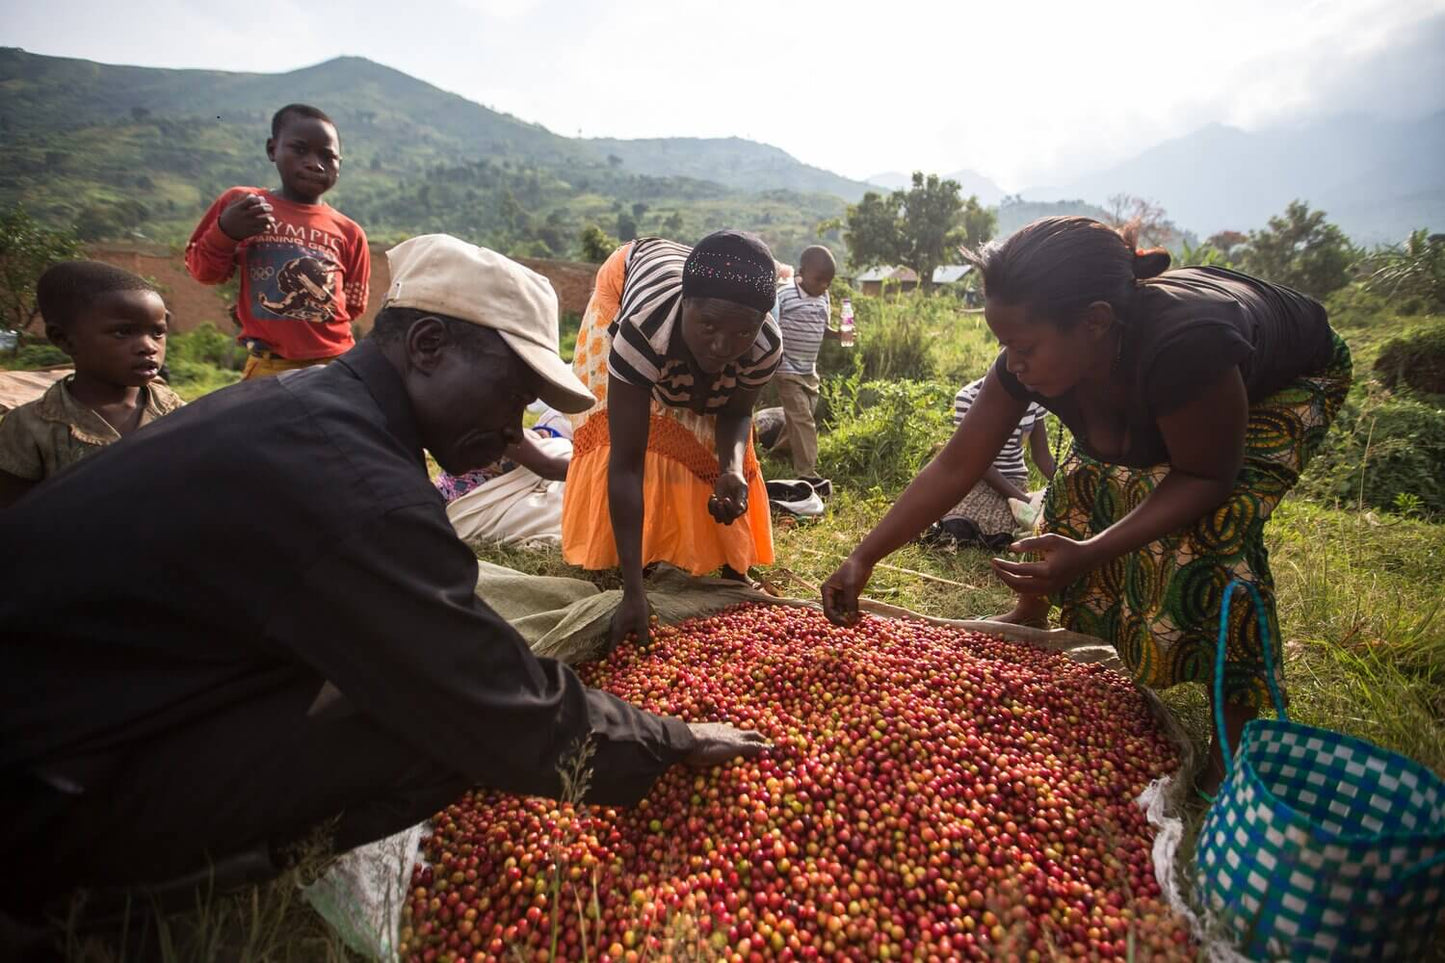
[1195,580,1445,960]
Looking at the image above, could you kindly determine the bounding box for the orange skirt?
[561,244,774,575]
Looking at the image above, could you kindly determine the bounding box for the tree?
[498,189,532,240]
[815,217,844,243]
[1103,194,1180,248]
[959,196,997,249]
[663,211,685,238]
[0,206,85,338]
[1239,200,1355,299]
[534,209,570,258]
[616,211,638,243]
[1206,230,1248,254]
[844,174,992,291]
[631,202,650,222]
[897,173,969,291]
[579,224,618,264]
[843,191,902,272]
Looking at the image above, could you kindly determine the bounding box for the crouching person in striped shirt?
[561,231,785,649]
[925,376,1055,552]
[768,246,837,483]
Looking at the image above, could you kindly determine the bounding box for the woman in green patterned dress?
[821,216,1351,795]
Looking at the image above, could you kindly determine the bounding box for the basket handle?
[1214,577,1289,774]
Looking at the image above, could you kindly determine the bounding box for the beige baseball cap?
[383,235,594,413]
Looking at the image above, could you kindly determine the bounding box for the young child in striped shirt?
[769,246,837,481]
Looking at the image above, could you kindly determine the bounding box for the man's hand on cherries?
[683,722,771,767]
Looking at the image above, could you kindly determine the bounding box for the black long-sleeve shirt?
[0,342,694,804]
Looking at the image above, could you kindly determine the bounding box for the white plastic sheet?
[302,824,423,961]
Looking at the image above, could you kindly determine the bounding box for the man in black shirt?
[0,235,765,913]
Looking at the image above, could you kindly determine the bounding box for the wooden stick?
[770,568,957,623]
[784,546,981,591]
[768,567,820,594]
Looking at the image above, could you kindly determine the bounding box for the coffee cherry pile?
[403,605,1193,962]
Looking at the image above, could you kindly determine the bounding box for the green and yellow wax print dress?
[993,267,1352,709]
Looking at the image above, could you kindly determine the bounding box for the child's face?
[51,290,169,388]
[798,262,835,299]
[267,116,342,202]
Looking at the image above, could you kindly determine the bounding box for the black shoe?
[917,522,958,549]
[799,476,832,498]
[765,480,825,517]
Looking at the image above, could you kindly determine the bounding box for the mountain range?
[0,47,1439,259]
[865,110,1444,246]
[591,137,873,202]
[1022,112,1445,245]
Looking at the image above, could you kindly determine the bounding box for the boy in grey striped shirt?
[769,246,837,479]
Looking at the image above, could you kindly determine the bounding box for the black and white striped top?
[773,278,831,375]
[955,377,1046,483]
[607,238,783,412]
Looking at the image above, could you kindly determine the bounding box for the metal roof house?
[850,265,972,296]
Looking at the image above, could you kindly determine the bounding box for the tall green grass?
[60,869,354,962]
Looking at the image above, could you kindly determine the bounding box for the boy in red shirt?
[186,104,370,379]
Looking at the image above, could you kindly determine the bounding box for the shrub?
[1363,229,1445,314]
[165,322,246,372]
[1300,383,1445,516]
[1373,321,1445,397]
[0,205,85,334]
[558,310,582,362]
[0,341,68,369]
[163,357,242,397]
[578,224,617,263]
[817,377,954,491]
[816,293,941,383]
[933,310,1000,386]
[153,324,246,397]
[858,305,937,382]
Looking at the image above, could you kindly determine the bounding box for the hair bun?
[1133,247,1171,280]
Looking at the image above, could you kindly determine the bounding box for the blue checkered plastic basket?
[1194,579,1445,960]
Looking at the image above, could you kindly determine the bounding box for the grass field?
[25,285,1445,961]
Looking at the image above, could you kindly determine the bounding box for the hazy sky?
[4,0,1445,188]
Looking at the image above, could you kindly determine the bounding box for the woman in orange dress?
[562,231,783,647]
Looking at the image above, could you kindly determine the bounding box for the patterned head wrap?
[681,230,777,314]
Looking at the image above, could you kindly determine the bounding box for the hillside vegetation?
[0,48,845,262]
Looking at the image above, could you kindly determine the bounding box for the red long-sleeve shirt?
[186,187,371,361]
